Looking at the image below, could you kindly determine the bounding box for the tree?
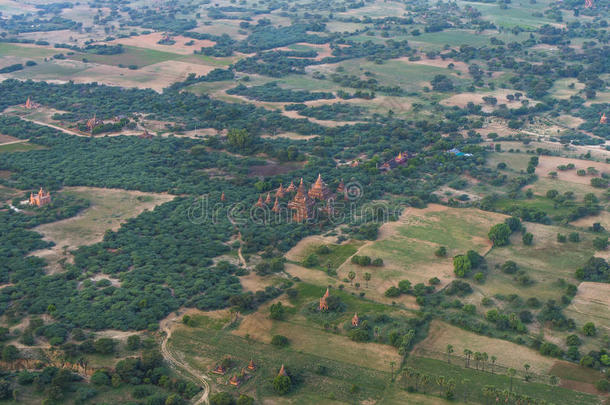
[390,361,396,381]
[463,349,472,368]
[127,335,140,350]
[1,345,18,365]
[348,271,356,285]
[490,356,497,374]
[488,223,511,247]
[593,237,608,251]
[524,363,530,380]
[236,394,254,405]
[227,128,255,151]
[522,232,533,246]
[446,344,454,363]
[453,255,472,277]
[93,338,116,355]
[273,375,291,395]
[583,322,597,336]
[364,272,371,288]
[210,392,235,405]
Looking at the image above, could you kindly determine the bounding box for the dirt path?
[0,139,29,146]
[160,314,210,405]
[26,118,86,137]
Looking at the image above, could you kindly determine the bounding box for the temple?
[379,151,411,172]
[286,181,296,193]
[337,179,345,194]
[255,195,265,208]
[138,129,152,139]
[319,287,330,311]
[211,364,226,375]
[29,188,51,207]
[601,113,607,124]
[276,183,285,198]
[278,364,288,377]
[308,174,332,200]
[24,97,40,109]
[265,193,272,205]
[86,114,103,134]
[247,359,256,371]
[352,313,360,327]
[221,191,226,202]
[287,179,314,222]
[272,197,280,213]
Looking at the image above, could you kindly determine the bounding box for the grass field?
[335,205,504,304]
[406,356,602,405]
[31,187,174,273]
[0,142,44,153]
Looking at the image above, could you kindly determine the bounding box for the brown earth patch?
[397,56,469,74]
[111,33,215,55]
[0,134,20,144]
[441,89,537,109]
[536,156,609,185]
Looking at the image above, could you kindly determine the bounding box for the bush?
[582,322,596,336]
[557,233,567,243]
[522,232,533,245]
[453,255,472,277]
[269,302,285,320]
[91,370,111,386]
[501,261,518,274]
[568,232,580,243]
[566,334,581,346]
[273,375,291,395]
[303,254,319,267]
[271,335,289,346]
[237,395,254,405]
[435,246,447,257]
[127,335,140,350]
[398,280,411,294]
[488,223,512,247]
[385,286,401,297]
[593,237,608,251]
[210,392,235,405]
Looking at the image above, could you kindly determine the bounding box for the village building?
[29,188,51,207]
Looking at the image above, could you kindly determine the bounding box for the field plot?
[441,89,536,109]
[110,33,215,55]
[536,156,610,186]
[565,282,610,336]
[414,320,557,373]
[336,205,504,304]
[482,222,596,301]
[456,0,553,29]
[31,187,174,273]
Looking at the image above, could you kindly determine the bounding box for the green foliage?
[273,375,291,395]
[269,302,285,320]
[488,223,511,247]
[582,322,596,336]
[271,335,289,346]
[453,255,472,277]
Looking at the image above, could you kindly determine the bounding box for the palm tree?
[463,349,472,368]
[348,271,356,286]
[446,344,454,364]
[482,352,488,372]
[490,355,497,374]
[389,361,396,381]
[420,374,431,394]
[474,352,481,370]
[364,272,371,288]
[436,376,446,395]
[524,363,530,380]
[508,368,516,392]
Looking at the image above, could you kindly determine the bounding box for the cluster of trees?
[227,83,335,102]
[285,103,367,121]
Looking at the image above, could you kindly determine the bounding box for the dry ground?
[536,156,609,185]
[441,89,536,109]
[564,282,610,335]
[413,320,557,374]
[30,187,174,273]
[111,33,215,55]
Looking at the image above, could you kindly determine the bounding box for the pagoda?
[211,364,226,375]
[308,174,332,200]
[287,178,314,222]
[24,97,40,109]
[601,113,607,124]
[275,183,285,198]
[254,195,265,208]
[271,197,280,213]
[278,364,288,377]
[286,181,296,193]
[86,114,103,134]
[319,287,330,311]
[29,188,51,207]
[337,179,345,194]
[265,193,272,205]
[351,313,360,327]
[247,359,256,371]
[221,191,226,202]
[138,129,153,139]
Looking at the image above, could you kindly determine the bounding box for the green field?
[0,142,44,153]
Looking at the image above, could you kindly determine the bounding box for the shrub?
[210,392,235,405]
[385,286,401,297]
[91,370,111,386]
[398,280,411,294]
[582,322,596,336]
[435,246,447,257]
[428,277,440,285]
[271,335,289,346]
[501,261,518,274]
[453,255,472,277]
[557,233,567,243]
[269,302,285,320]
[568,232,580,243]
[593,237,608,251]
[273,375,291,395]
[371,258,384,266]
[316,245,330,254]
[522,232,533,245]
[566,334,581,346]
[303,254,319,267]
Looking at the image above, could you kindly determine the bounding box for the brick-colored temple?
[29,188,51,207]
[308,174,331,200]
[601,113,607,125]
[287,178,314,222]
[319,287,330,311]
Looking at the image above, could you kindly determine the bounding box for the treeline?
[227,83,335,102]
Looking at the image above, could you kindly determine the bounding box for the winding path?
[160,315,210,405]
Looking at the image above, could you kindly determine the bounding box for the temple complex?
[319,287,330,311]
[29,188,51,207]
[287,178,314,221]
[352,313,360,327]
[308,174,332,200]
[601,113,607,124]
